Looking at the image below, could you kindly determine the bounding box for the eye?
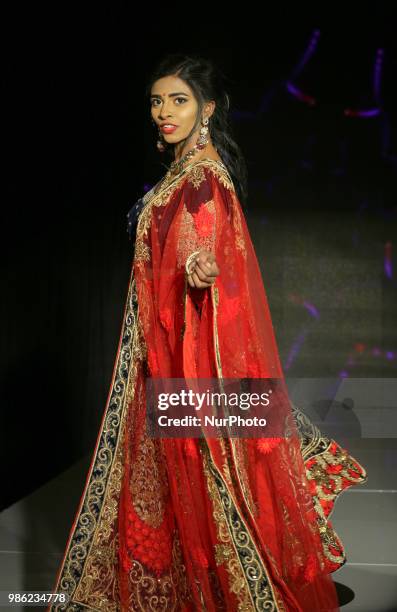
[151,97,187,107]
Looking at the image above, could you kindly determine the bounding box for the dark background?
[2,5,396,509]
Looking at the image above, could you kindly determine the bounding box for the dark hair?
[145,53,248,206]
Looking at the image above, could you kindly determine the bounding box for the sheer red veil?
[128,159,356,611]
[48,158,366,612]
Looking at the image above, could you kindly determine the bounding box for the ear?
[204,100,216,119]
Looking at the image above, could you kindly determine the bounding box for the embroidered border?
[206,286,281,610]
[201,442,280,611]
[290,402,368,571]
[48,273,144,611]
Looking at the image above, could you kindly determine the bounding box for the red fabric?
[128,161,340,611]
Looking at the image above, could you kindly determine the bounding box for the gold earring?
[196,116,209,150]
[153,120,166,152]
[156,128,166,152]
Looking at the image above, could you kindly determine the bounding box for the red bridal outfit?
[48,158,367,612]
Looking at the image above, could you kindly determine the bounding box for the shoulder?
[183,159,235,193]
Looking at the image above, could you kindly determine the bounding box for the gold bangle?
[185,250,201,275]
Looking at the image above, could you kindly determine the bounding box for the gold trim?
[201,442,280,611]
[48,273,145,611]
[211,285,223,378]
[205,285,281,610]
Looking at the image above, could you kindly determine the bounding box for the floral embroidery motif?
[122,506,173,575]
[186,164,206,189]
[177,199,216,269]
[130,432,169,528]
[48,276,164,611]
[192,202,215,238]
[290,402,368,572]
[256,437,283,454]
[204,161,235,192]
[231,192,247,257]
[134,159,234,269]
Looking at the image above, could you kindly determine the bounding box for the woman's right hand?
[186,249,220,289]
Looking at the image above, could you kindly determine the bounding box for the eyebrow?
[150,92,190,99]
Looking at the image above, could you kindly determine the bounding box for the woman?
[48,54,367,612]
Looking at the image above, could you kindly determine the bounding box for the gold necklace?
[167,120,210,175]
[168,148,204,175]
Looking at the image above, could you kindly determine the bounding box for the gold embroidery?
[210,287,257,517]
[214,543,234,566]
[130,431,169,528]
[48,275,189,611]
[204,161,235,192]
[134,159,235,269]
[177,198,216,269]
[231,192,247,257]
[208,283,283,608]
[201,442,280,611]
[125,529,192,611]
[134,240,151,264]
[229,438,259,519]
[49,275,148,611]
[186,163,206,189]
[211,286,223,378]
[290,402,368,567]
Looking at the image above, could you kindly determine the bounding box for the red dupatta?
[130,158,365,611]
[48,157,367,612]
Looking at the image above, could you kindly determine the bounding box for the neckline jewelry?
[163,116,210,176]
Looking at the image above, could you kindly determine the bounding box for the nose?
[158,100,172,120]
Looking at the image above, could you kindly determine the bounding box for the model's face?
[150,75,200,145]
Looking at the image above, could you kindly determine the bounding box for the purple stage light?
[303,301,319,319]
[286,82,316,106]
[284,328,308,371]
[344,48,383,119]
[344,108,381,118]
[384,241,393,279]
[292,29,321,78]
[286,29,319,107]
[373,48,384,104]
[384,260,393,279]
